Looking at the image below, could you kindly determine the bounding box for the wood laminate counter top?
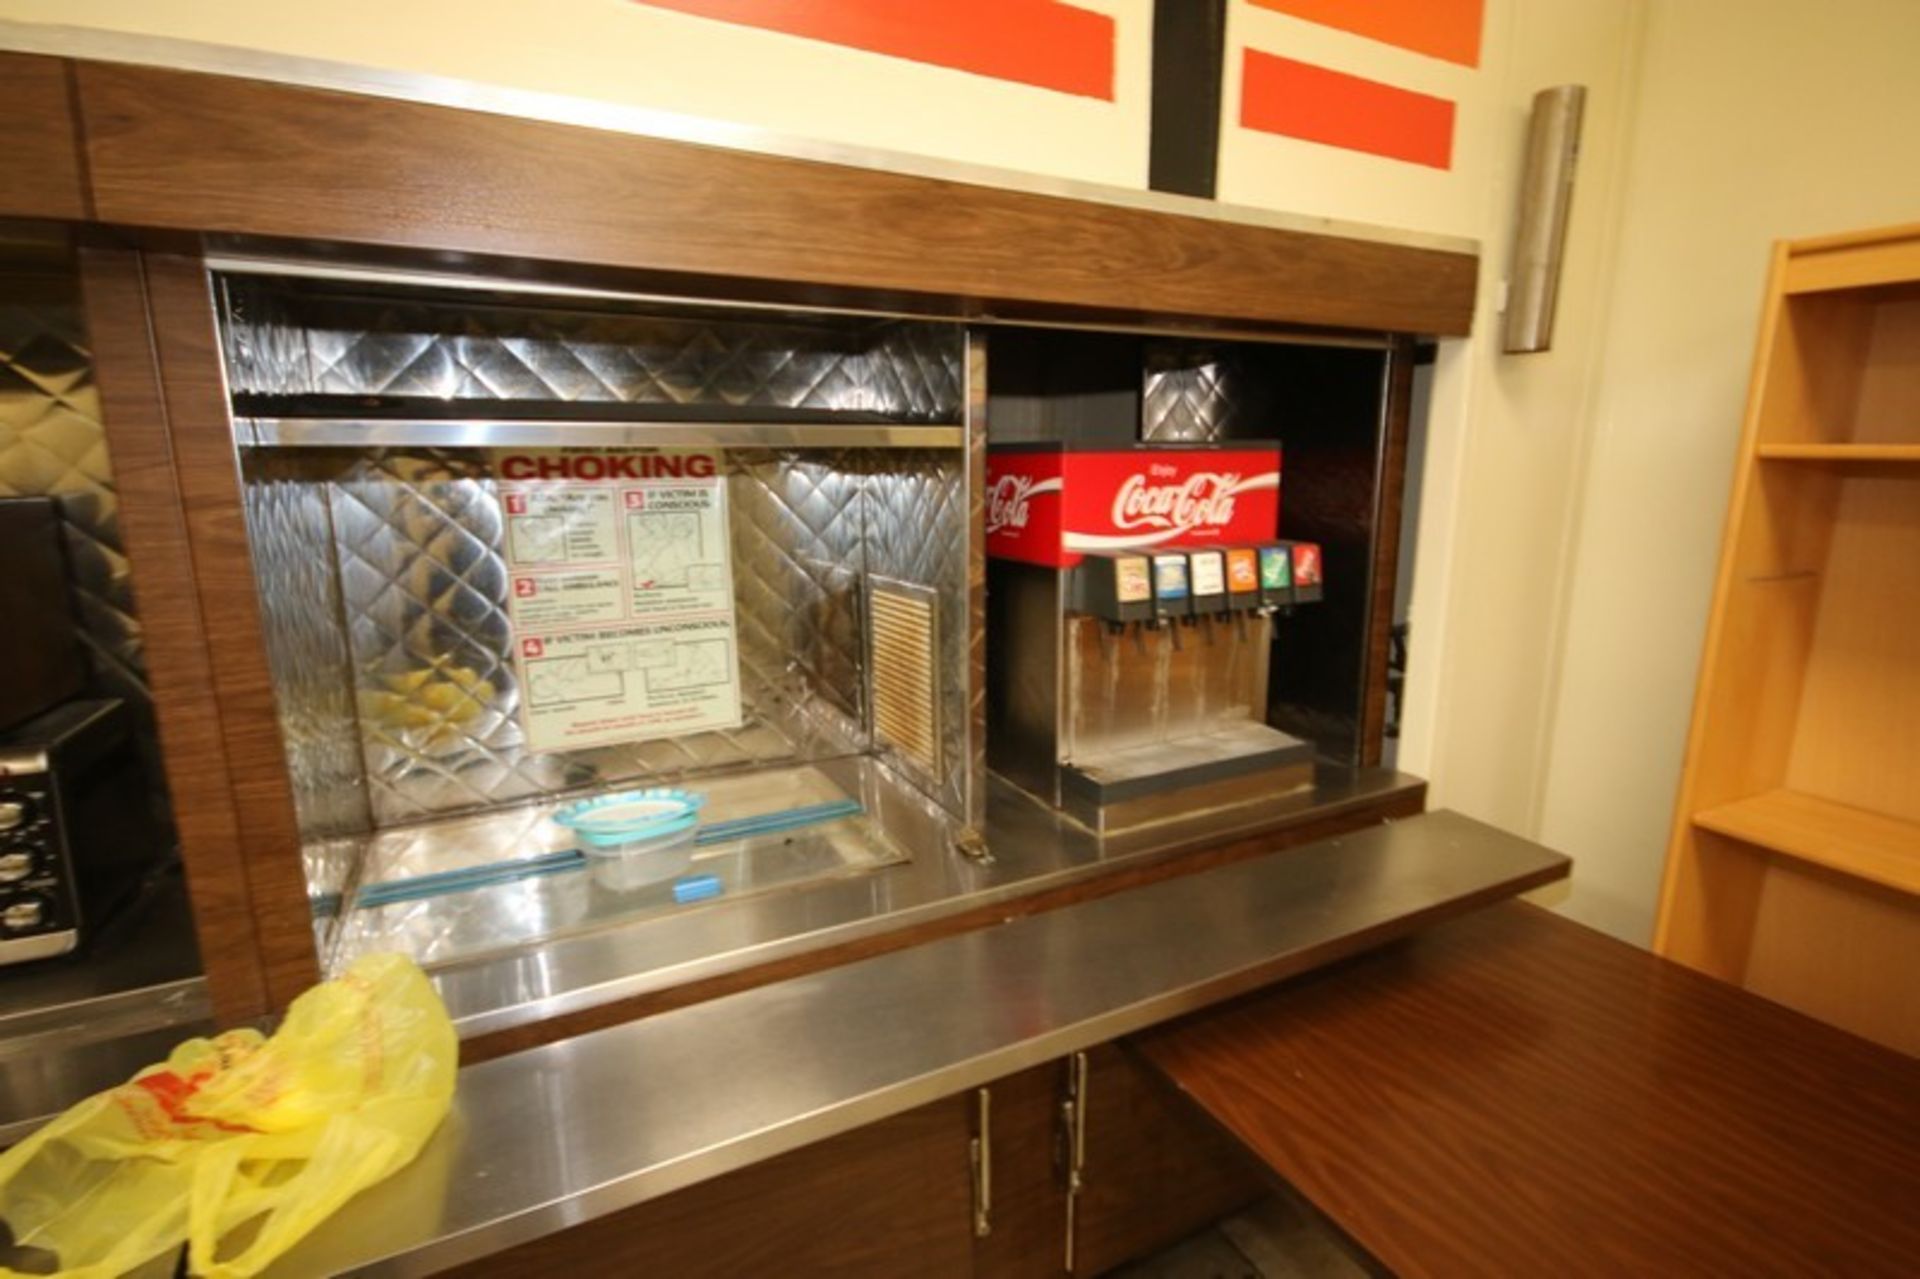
[1132,901,1920,1277]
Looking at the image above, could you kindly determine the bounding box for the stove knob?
[0,852,31,884]
[0,800,28,832]
[2,899,45,931]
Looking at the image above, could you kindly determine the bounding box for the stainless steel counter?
[0,766,1410,1142]
[264,809,1566,1277]
[432,765,1421,1037]
[0,868,210,1144]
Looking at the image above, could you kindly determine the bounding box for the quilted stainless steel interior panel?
[242,448,877,838]
[0,261,148,709]
[220,277,963,420]
[0,244,179,847]
[1142,343,1245,443]
[246,442,974,868]
[243,452,370,845]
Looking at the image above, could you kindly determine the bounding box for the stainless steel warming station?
[215,266,987,981]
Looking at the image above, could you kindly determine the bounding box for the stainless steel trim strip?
[237,418,966,450]
[261,809,1565,1278]
[210,251,1404,344]
[0,20,1477,259]
[959,329,989,846]
[207,253,930,324]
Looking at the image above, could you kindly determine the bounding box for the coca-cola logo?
[1111,470,1247,533]
[986,473,1061,536]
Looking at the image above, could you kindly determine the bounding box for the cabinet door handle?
[970,1087,992,1238]
[1062,1051,1090,1272]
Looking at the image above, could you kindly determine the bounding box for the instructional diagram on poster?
[495,449,740,753]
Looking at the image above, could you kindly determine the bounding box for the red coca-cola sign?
[986,445,1281,568]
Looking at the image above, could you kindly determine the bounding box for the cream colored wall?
[1526,0,1920,943]
[1409,0,1920,944]
[1394,0,1646,875]
[0,0,1154,188]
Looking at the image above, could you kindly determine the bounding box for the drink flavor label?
[1259,546,1293,589]
[1226,548,1260,593]
[1152,554,1191,599]
[1114,555,1152,603]
[1190,550,1226,596]
[1291,542,1323,585]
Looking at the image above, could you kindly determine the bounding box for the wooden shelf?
[1694,790,1920,897]
[1661,222,1920,1055]
[1757,443,1920,463]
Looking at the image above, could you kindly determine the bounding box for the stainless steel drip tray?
[1063,721,1316,800]
[321,758,920,976]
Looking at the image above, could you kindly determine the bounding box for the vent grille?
[869,577,941,780]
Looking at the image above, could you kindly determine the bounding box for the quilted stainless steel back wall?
[244,448,917,838]
[0,263,149,708]
[1142,343,1248,443]
[222,277,972,857]
[220,278,963,419]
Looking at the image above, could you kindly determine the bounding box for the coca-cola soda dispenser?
[985,442,1324,832]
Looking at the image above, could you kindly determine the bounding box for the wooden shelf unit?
[1657,223,1920,1057]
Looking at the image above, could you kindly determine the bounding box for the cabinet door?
[972,1064,1075,1277]
[1072,1043,1268,1274]
[453,1092,977,1279]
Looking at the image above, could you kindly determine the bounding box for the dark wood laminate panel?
[72,63,1477,336]
[76,247,268,1021]
[139,252,318,1009]
[460,778,1424,1063]
[447,1091,975,1279]
[1360,335,1416,766]
[0,54,87,220]
[1133,902,1920,1278]
[1074,1043,1265,1275]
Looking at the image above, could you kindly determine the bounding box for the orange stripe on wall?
[633,0,1116,100]
[1240,51,1455,170]
[1247,0,1484,68]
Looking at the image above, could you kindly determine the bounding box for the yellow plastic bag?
[0,954,456,1279]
